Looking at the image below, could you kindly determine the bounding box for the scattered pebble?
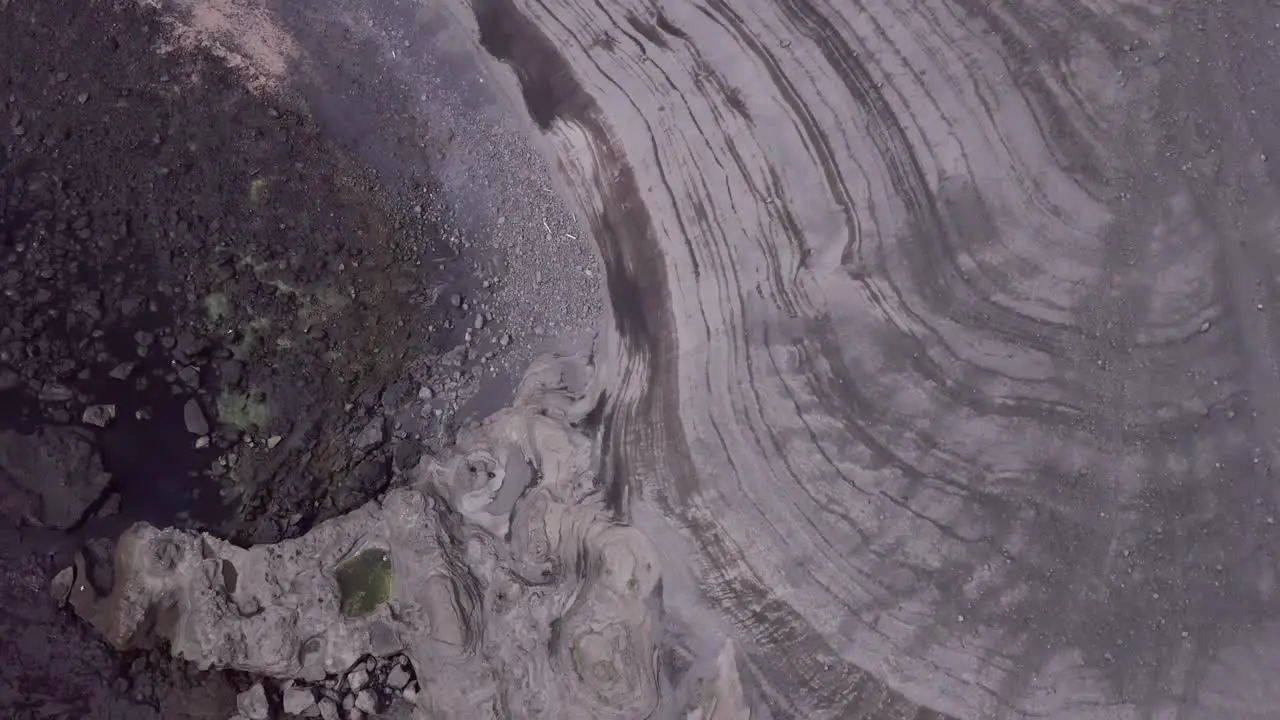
[354,419,384,451]
[49,566,75,606]
[282,687,316,715]
[81,404,116,427]
[108,361,136,380]
[317,698,340,720]
[346,667,369,691]
[236,683,269,720]
[38,382,73,403]
[385,665,411,690]
[183,398,210,435]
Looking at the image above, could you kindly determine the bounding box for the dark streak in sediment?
[625,13,670,50]
[654,10,688,39]
[474,0,593,130]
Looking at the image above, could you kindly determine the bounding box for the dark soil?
[0,0,460,716]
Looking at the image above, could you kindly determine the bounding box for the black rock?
[178,366,200,388]
[108,361,136,380]
[220,359,244,386]
[38,381,74,402]
[120,296,144,317]
[0,426,110,528]
[176,330,207,356]
[183,398,210,435]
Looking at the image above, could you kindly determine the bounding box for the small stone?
[134,330,155,348]
[120,296,143,317]
[108,362,136,380]
[499,333,512,347]
[1199,320,1211,333]
[282,687,316,715]
[346,667,369,691]
[317,698,340,720]
[385,665,411,690]
[236,683,269,720]
[354,419,383,451]
[472,314,485,330]
[49,565,75,605]
[39,382,74,403]
[195,435,210,449]
[178,366,200,388]
[183,399,210,435]
[402,686,418,703]
[449,293,462,308]
[342,694,355,710]
[82,404,116,427]
[355,690,377,714]
[266,435,282,449]
[417,386,433,400]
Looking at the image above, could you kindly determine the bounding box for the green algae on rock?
[335,549,393,617]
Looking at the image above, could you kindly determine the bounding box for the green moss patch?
[216,389,269,432]
[334,548,393,618]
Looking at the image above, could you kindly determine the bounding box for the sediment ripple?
[471,0,1280,717]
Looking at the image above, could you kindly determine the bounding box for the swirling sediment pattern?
[472,0,1280,718]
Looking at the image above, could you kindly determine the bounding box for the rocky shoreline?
[0,0,553,716]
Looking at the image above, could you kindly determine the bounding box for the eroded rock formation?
[71,356,749,719]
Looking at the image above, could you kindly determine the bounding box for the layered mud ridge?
[460,0,1280,718]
